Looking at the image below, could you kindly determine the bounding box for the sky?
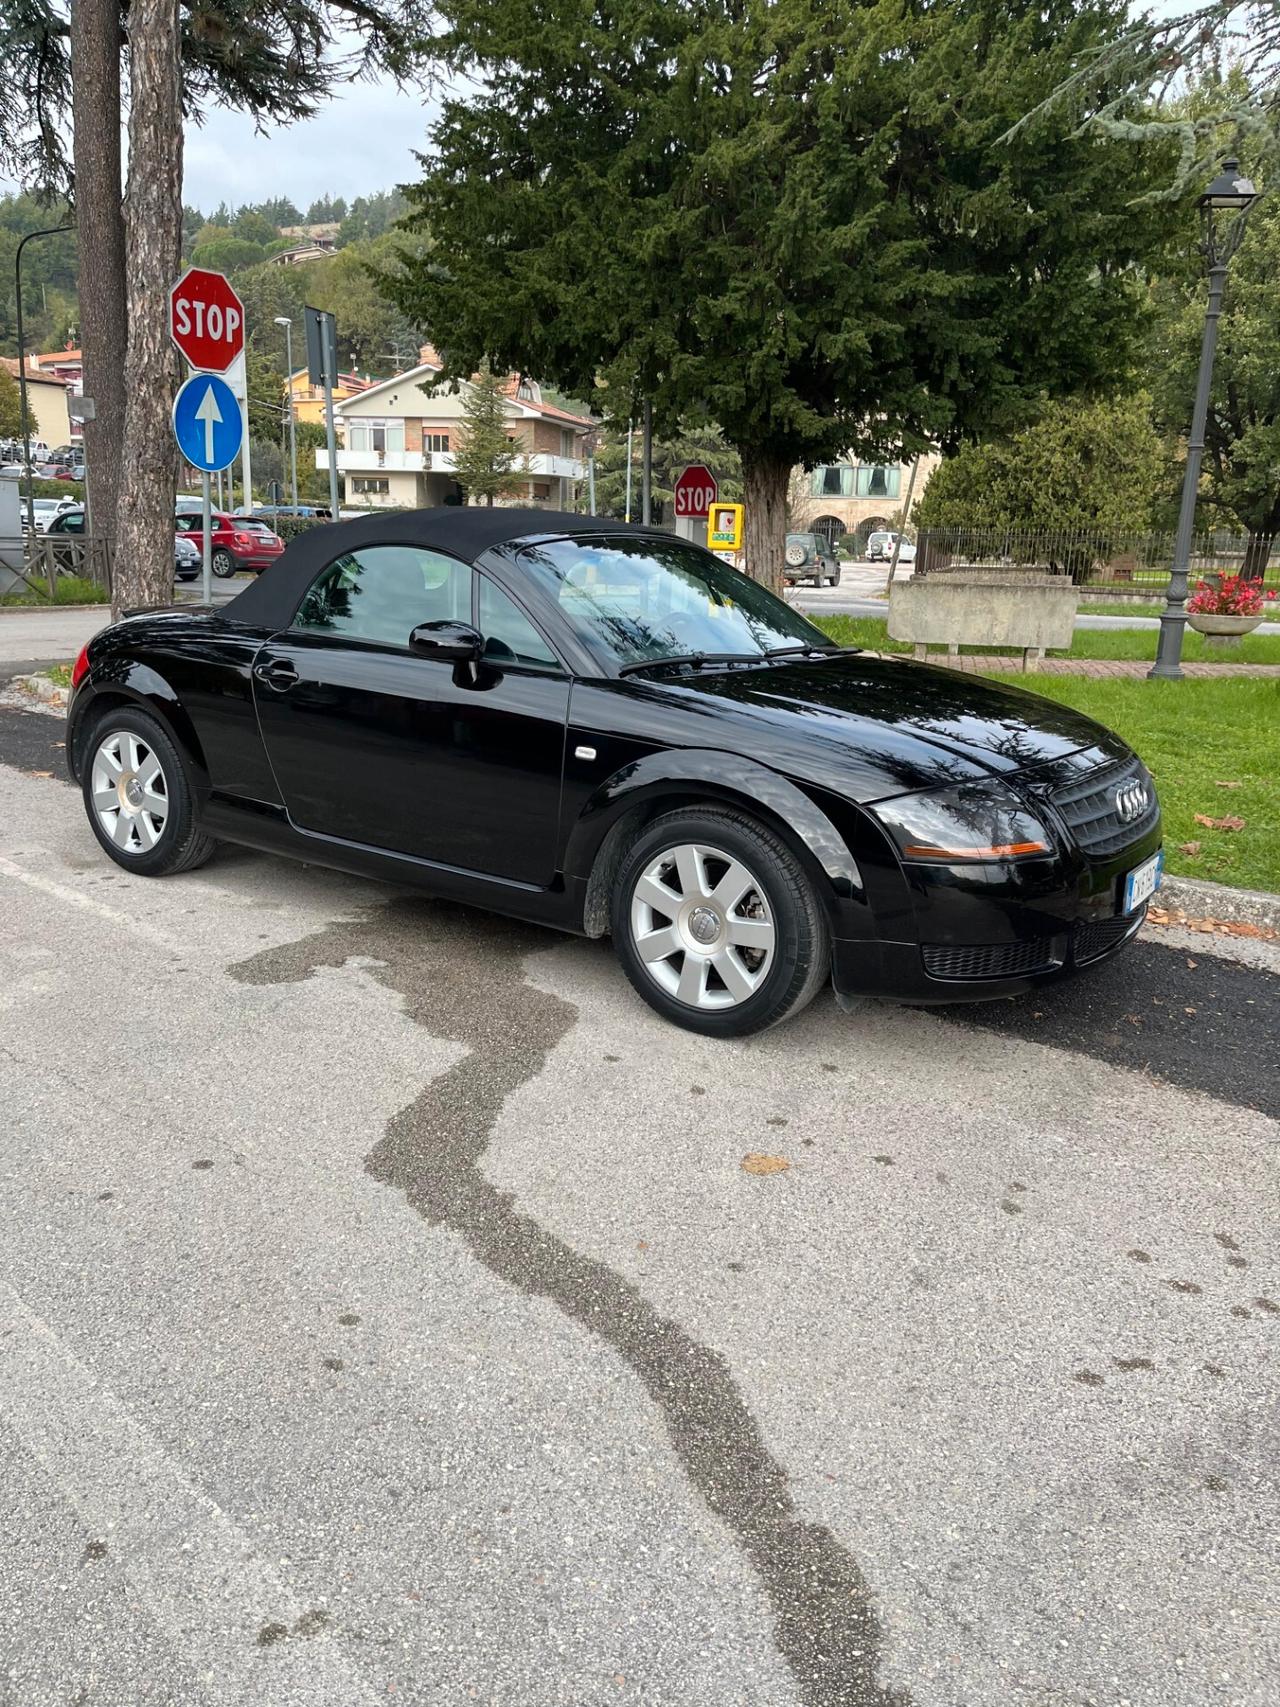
[183,79,439,214]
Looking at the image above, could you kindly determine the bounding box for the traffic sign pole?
[202,473,212,605]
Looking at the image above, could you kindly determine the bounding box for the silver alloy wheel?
[629,842,777,1009]
[91,729,169,854]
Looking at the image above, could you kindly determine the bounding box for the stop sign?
[169,267,245,372]
[674,463,718,519]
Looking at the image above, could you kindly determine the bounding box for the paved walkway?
[929,654,1280,678]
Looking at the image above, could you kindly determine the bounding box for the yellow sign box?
[707,503,744,552]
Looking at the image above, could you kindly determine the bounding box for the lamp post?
[14,224,74,537]
[274,316,299,510]
[1151,158,1259,680]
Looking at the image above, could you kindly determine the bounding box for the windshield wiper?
[764,643,852,659]
[618,652,760,676]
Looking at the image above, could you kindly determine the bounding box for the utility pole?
[14,225,74,537]
[887,456,922,585]
[275,316,298,508]
[641,400,653,525]
[624,420,634,522]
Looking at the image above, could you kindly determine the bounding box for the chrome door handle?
[253,659,300,690]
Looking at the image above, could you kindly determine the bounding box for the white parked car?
[25,498,69,533]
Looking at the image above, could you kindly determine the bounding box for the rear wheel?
[211,548,236,578]
[611,807,829,1037]
[82,709,216,876]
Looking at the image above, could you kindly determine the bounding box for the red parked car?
[174,508,285,578]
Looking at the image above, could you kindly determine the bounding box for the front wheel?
[611,807,829,1037]
[83,709,217,876]
[211,548,237,578]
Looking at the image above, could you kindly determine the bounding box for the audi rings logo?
[1114,780,1149,823]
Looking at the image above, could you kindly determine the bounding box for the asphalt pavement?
[0,694,1277,1707]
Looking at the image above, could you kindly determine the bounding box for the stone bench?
[888,569,1078,671]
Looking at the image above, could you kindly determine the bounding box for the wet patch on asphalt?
[230,896,909,1707]
[0,705,70,777]
[941,937,1280,1118]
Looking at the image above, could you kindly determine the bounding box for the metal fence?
[0,533,114,602]
[914,528,1279,594]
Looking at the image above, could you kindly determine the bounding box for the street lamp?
[1151,158,1259,679]
[14,223,74,537]
[274,316,299,510]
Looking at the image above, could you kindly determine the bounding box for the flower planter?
[1187,610,1264,647]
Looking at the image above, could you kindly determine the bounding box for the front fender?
[564,748,869,933]
[67,662,209,788]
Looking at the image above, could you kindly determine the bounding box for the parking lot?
[1,692,1277,1707]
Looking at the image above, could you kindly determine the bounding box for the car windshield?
[517,535,834,670]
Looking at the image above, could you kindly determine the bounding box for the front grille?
[1051,757,1160,858]
[1074,909,1144,965]
[922,939,1058,981]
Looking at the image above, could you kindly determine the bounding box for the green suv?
[783,532,841,587]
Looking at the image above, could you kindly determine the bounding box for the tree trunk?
[114,0,183,615]
[70,0,128,593]
[1242,529,1271,583]
[741,448,792,593]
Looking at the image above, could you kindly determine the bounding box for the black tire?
[211,548,237,578]
[81,707,217,877]
[611,806,830,1038]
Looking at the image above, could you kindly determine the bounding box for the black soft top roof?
[221,506,664,631]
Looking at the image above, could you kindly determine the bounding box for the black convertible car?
[67,508,1162,1036]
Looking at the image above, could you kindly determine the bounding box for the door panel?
[252,633,569,886]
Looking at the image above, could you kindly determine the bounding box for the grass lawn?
[811,613,1280,666]
[0,574,108,607]
[1076,600,1166,618]
[981,676,1280,893]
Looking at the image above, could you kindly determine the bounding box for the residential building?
[31,346,84,387]
[800,453,940,547]
[287,368,378,427]
[269,241,338,268]
[317,349,592,510]
[1,358,73,449]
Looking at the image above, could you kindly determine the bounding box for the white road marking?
[0,853,184,953]
[0,1283,383,1706]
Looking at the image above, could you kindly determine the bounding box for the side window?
[175,512,198,533]
[478,577,562,672]
[62,511,85,533]
[293,545,471,647]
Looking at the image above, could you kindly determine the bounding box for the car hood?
[625,652,1128,801]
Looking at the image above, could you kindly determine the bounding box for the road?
[0,687,1276,1707]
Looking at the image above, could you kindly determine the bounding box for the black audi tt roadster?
[67,508,1162,1036]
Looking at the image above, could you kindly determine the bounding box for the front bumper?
[830,816,1163,1004]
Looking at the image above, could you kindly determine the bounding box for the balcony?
[315,447,585,481]
[315,448,428,473]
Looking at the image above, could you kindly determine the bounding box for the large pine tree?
[0,0,431,607]
[453,369,522,506]
[389,0,1178,587]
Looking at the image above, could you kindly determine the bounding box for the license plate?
[1123,850,1163,913]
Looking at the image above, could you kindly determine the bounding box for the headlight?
[872,780,1053,863]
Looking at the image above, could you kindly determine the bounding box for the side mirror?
[409,620,483,662]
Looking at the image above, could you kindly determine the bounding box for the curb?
[0,603,108,615]
[1158,873,1280,933]
[10,674,70,711]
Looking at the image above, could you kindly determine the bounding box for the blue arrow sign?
[172,372,242,473]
